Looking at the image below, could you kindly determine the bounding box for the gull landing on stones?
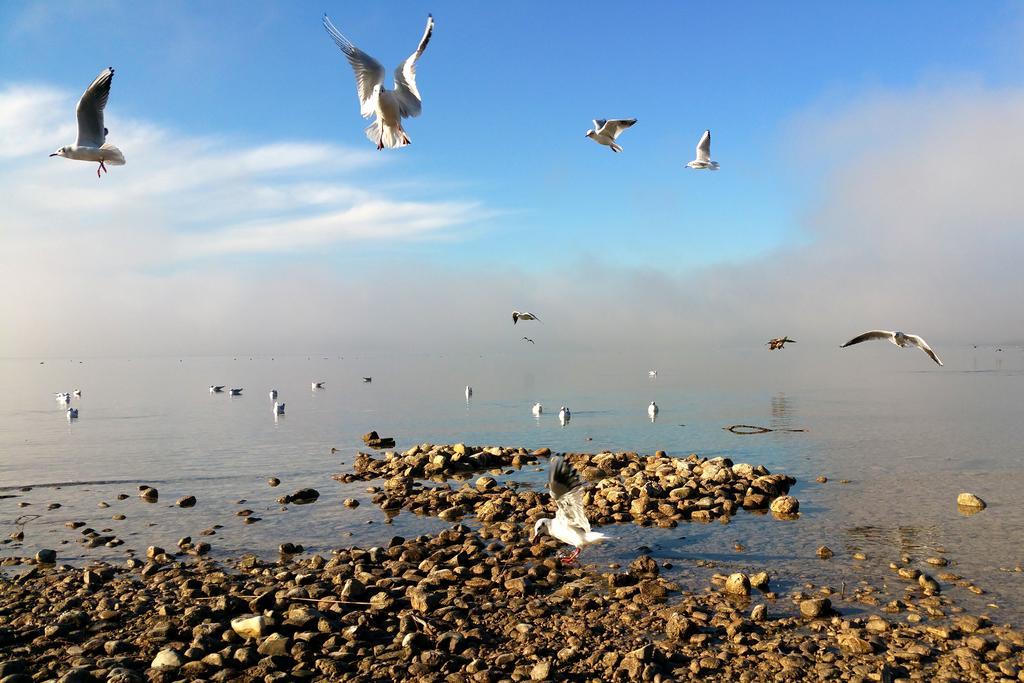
[531,456,608,564]
[50,67,125,177]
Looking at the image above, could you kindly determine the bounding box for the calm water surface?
[1,348,1022,619]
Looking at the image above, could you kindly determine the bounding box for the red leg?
[560,547,581,565]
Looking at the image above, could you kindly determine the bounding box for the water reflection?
[770,393,796,431]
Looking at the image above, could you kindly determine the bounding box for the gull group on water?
[323,13,434,149]
[531,456,608,564]
[50,67,125,177]
[840,330,943,366]
[585,118,637,153]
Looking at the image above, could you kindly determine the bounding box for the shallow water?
[1,348,1022,619]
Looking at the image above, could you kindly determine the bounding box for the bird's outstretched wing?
[841,330,895,347]
[76,67,114,148]
[602,118,637,140]
[695,129,712,162]
[393,14,433,118]
[592,119,607,131]
[906,334,943,366]
[323,14,386,118]
[550,456,591,533]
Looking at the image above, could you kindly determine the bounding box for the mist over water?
[1,347,1022,618]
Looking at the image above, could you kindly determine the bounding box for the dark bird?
[766,336,796,350]
[521,337,535,344]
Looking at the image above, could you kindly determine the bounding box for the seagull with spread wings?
[531,456,608,564]
[840,330,943,366]
[512,310,541,325]
[767,336,797,350]
[685,129,719,170]
[585,118,637,153]
[323,14,434,150]
[50,67,125,177]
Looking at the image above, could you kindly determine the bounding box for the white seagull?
[585,118,637,153]
[648,401,659,418]
[840,330,943,366]
[229,388,243,396]
[50,67,125,177]
[362,377,372,383]
[73,389,82,398]
[512,311,541,325]
[531,456,608,564]
[323,13,434,150]
[312,381,325,390]
[269,389,278,399]
[465,385,473,399]
[532,402,543,416]
[648,370,658,377]
[558,406,571,424]
[210,385,225,393]
[66,407,79,419]
[685,129,719,170]
[274,401,286,415]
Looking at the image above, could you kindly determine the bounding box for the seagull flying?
[312,381,325,390]
[512,310,541,325]
[585,118,637,153]
[210,385,225,393]
[648,370,658,377]
[274,401,286,415]
[362,377,372,383]
[532,402,543,416]
[521,337,535,344]
[685,129,719,170]
[323,14,434,150]
[767,336,797,350]
[532,456,608,564]
[50,67,125,177]
[840,330,943,366]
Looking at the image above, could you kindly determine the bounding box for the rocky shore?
[1,445,1021,681]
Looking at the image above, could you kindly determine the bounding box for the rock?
[837,633,874,654]
[231,615,266,640]
[175,495,196,508]
[957,492,986,509]
[769,495,799,515]
[926,556,948,566]
[918,573,941,593]
[146,546,165,559]
[256,633,290,656]
[407,586,440,613]
[815,475,828,483]
[816,545,833,559]
[267,478,280,487]
[151,648,184,670]
[343,498,359,508]
[530,659,552,681]
[799,598,831,618]
[628,555,659,579]
[724,573,751,596]
[750,604,767,622]
[749,571,769,589]
[138,486,158,502]
[279,542,304,555]
[282,488,319,505]
[35,549,56,564]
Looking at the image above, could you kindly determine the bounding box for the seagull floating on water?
[585,118,637,153]
[767,337,797,350]
[685,129,719,170]
[269,389,278,399]
[532,402,543,416]
[73,389,82,398]
[362,377,372,383]
[229,388,243,396]
[531,456,608,564]
[648,370,658,377]
[840,330,943,366]
[512,311,541,325]
[312,381,325,390]
[210,385,225,393]
[66,408,79,419]
[648,401,659,418]
[323,13,434,150]
[465,385,473,399]
[50,67,125,177]
[558,406,571,424]
[274,401,286,415]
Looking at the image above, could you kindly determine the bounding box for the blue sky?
[2,2,1024,355]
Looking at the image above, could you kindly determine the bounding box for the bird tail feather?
[584,531,608,543]
[364,120,411,149]
[100,144,125,165]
